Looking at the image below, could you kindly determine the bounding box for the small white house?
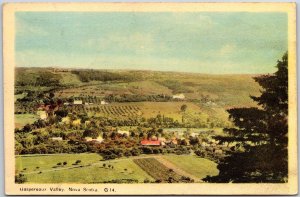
[64,102,70,106]
[117,130,130,136]
[172,93,185,100]
[85,136,103,143]
[73,100,83,105]
[101,100,109,105]
[201,142,209,147]
[37,110,47,120]
[214,149,223,155]
[61,117,70,124]
[85,137,93,142]
[190,132,199,137]
[51,137,63,141]
[85,120,91,126]
[95,136,104,143]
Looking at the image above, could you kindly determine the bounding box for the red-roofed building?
[141,140,161,146]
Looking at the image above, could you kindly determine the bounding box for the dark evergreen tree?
[204,52,288,183]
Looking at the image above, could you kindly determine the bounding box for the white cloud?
[219,44,236,56]
[82,32,170,55]
[16,18,48,36]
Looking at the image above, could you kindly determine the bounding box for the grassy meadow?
[14,67,261,184]
[16,153,154,183]
[16,67,260,107]
[15,153,220,183]
[15,114,39,129]
[162,155,219,179]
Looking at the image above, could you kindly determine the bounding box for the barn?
[73,100,83,105]
[172,93,185,100]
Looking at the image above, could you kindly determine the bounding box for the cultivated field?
[16,154,219,183]
[16,153,154,183]
[162,155,219,179]
[133,158,183,182]
[16,67,260,108]
[87,102,203,121]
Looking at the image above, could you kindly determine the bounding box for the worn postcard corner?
[3,2,297,196]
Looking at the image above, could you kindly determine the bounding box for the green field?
[15,153,219,183]
[15,114,39,129]
[16,153,154,183]
[88,101,203,120]
[162,155,219,179]
[16,67,260,108]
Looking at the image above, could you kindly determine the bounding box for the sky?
[15,12,287,74]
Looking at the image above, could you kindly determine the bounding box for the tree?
[83,129,99,139]
[180,104,187,112]
[55,109,68,117]
[204,52,288,183]
[15,174,27,184]
[75,160,81,164]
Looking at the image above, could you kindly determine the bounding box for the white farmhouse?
[101,100,109,105]
[172,93,185,100]
[51,137,63,141]
[85,137,93,142]
[85,135,103,143]
[95,136,104,143]
[117,130,130,136]
[190,132,199,137]
[37,110,47,120]
[73,100,83,105]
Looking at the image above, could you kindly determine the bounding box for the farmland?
[133,158,185,183]
[15,67,260,107]
[16,153,154,183]
[15,154,219,183]
[14,67,261,184]
[162,155,219,179]
[86,102,202,120]
[15,114,39,129]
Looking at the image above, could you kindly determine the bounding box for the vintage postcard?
[3,2,297,195]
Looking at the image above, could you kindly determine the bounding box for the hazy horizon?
[16,66,267,76]
[16,12,287,74]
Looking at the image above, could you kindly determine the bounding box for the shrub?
[75,160,81,164]
[15,174,27,184]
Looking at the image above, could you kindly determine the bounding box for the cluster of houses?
[36,99,110,120]
[140,136,178,146]
[49,125,234,159]
[139,130,237,158]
